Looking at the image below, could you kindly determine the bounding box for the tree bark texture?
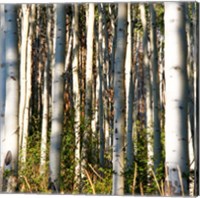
[49,4,66,193]
[4,4,19,192]
[164,2,189,196]
[112,3,127,195]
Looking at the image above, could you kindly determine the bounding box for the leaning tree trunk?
[112,3,127,196]
[4,5,19,192]
[49,4,66,193]
[164,2,189,196]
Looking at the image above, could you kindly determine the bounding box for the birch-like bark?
[49,4,66,193]
[125,3,134,170]
[72,4,81,192]
[4,5,19,192]
[164,3,189,195]
[83,3,95,168]
[158,33,165,132]
[19,5,29,150]
[149,4,162,173]
[0,4,6,191]
[65,29,73,73]
[40,5,50,175]
[21,5,34,165]
[101,6,110,153]
[112,4,127,195]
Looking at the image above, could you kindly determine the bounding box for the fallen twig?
[84,168,96,195]
[88,163,104,181]
[132,163,137,195]
[150,168,163,195]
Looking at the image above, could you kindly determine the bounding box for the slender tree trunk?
[83,3,95,169]
[109,4,117,90]
[72,4,81,192]
[158,33,165,133]
[133,32,140,138]
[19,5,29,151]
[21,5,34,165]
[164,3,189,196]
[4,5,19,192]
[40,5,50,175]
[125,3,134,170]
[98,4,104,168]
[185,5,195,195]
[94,23,100,164]
[49,4,66,193]
[112,4,127,195]
[0,4,6,191]
[65,28,73,73]
[193,3,199,196]
[149,4,162,173]
[101,5,110,156]
[109,4,117,143]
[139,4,151,187]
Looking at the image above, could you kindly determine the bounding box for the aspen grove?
[0,3,198,196]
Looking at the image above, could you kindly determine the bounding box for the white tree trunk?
[158,33,164,132]
[19,5,29,151]
[192,3,198,196]
[40,5,50,175]
[83,3,95,168]
[4,5,19,192]
[21,5,33,165]
[125,3,134,170]
[164,2,189,196]
[112,4,127,195]
[72,4,81,192]
[0,4,6,191]
[49,4,66,193]
[101,5,110,154]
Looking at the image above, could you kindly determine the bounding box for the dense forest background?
[0,2,199,196]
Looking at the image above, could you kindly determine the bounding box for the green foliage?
[154,4,164,34]
[94,167,112,194]
[82,166,112,194]
[60,111,76,193]
[18,115,50,193]
[18,131,49,193]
